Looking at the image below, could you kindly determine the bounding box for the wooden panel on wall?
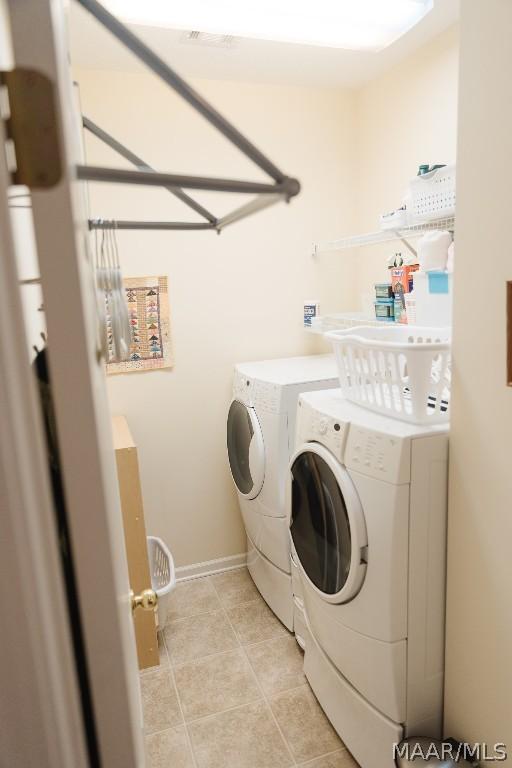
[112,416,158,670]
[507,281,512,386]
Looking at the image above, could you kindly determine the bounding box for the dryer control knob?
[318,418,328,435]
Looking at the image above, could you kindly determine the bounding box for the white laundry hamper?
[147,536,176,627]
[326,325,451,424]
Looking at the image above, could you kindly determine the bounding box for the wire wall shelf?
[314,215,455,255]
[305,312,381,335]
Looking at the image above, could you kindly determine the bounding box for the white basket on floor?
[147,536,176,627]
[325,326,451,424]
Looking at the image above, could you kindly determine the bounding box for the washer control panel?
[296,396,411,481]
[345,425,410,484]
[296,399,348,460]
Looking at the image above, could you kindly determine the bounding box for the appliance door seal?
[227,399,265,500]
[289,442,367,605]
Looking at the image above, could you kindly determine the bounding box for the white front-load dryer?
[288,389,449,768]
[227,355,338,629]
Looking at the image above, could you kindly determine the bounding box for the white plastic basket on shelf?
[409,164,456,223]
[325,325,451,424]
[147,536,176,627]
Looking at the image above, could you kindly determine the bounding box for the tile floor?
[141,568,360,768]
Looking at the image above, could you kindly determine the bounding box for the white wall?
[353,25,459,300]
[77,69,357,566]
[444,1,512,759]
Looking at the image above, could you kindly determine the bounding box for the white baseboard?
[175,552,247,582]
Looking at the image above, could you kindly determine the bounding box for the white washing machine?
[288,389,448,768]
[227,355,338,629]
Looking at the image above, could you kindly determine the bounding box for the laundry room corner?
[352,23,459,299]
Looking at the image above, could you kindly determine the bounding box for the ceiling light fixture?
[102,0,434,52]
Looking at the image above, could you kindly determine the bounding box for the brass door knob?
[131,588,158,613]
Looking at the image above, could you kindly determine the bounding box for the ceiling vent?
[181,30,236,49]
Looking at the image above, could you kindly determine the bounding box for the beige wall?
[444,1,512,759]
[77,69,357,566]
[353,25,459,299]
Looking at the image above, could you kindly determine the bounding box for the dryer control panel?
[232,370,254,405]
[296,399,348,460]
[232,370,281,413]
[253,381,280,414]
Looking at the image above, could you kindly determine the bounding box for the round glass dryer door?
[227,400,265,500]
[290,443,367,604]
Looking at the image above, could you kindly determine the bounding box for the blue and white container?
[413,271,453,327]
[304,299,320,327]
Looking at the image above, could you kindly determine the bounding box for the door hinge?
[0,68,62,188]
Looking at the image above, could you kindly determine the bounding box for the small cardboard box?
[391,264,419,294]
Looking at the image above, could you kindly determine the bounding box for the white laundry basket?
[326,326,451,424]
[147,536,176,627]
[409,164,456,222]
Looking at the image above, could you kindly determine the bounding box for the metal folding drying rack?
[74,0,301,233]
